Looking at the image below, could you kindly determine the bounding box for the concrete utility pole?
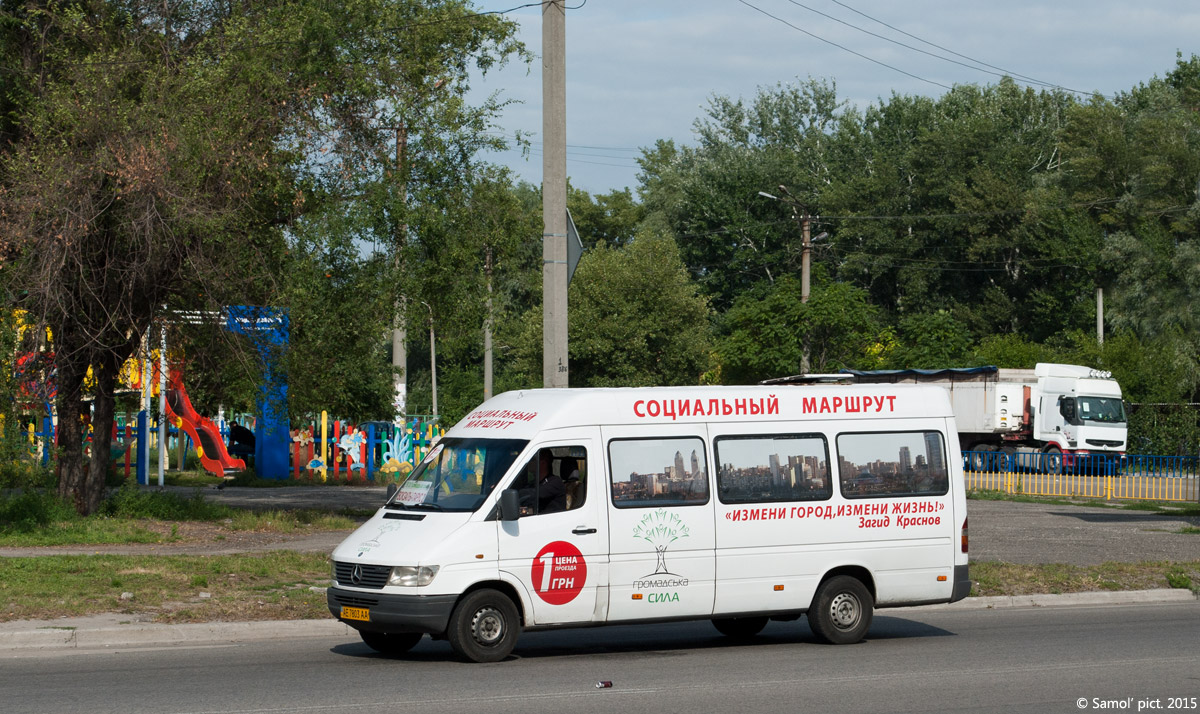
[759,185,814,374]
[484,246,494,401]
[389,125,408,420]
[1096,286,1104,345]
[542,0,568,388]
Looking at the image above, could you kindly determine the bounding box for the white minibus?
[327,385,970,662]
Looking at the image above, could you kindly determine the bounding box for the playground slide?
[164,368,247,477]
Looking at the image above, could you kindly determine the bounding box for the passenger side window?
[836,431,949,498]
[510,446,588,516]
[715,434,831,503]
[609,437,709,508]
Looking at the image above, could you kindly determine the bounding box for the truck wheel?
[360,630,422,655]
[1042,447,1063,475]
[712,616,769,640]
[447,589,521,663]
[999,446,1017,473]
[807,575,873,645]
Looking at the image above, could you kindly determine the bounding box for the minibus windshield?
[387,438,528,513]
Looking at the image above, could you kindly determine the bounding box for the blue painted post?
[367,424,376,481]
[41,416,52,466]
[136,409,149,485]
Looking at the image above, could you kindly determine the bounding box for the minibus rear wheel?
[359,630,422,655]
[808,575,873,645]
[712,616,768,640]
[448,589,521,663]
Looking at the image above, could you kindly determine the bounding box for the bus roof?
[444,384,954,440]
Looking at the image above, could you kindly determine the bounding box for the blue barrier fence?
[963,450,1199,501]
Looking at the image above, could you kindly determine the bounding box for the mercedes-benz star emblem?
[351,564,363,585]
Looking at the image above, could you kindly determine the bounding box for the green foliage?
[99,483,232,521]
[1127,405,1200,456]
[716,273,884,383]
[0,491,77,534]
[567,231,714,387]
[502,230,714,391]
[888,310,974,369]
[971,334,1059,368]
[0,460,55,490]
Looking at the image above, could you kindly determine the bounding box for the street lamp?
[420,301,437,418]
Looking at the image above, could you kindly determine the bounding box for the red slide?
[164,367,247,477]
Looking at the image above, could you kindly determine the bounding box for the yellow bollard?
[320,411,329,482]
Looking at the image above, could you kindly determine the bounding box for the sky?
[467,0,1200,196]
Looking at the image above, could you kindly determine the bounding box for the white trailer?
[772,364,1127,473]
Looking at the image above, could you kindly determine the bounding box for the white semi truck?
[775,364,1128,473]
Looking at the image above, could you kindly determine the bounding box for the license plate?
[340,606,370,622]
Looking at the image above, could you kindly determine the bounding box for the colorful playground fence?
[18,412,443,486]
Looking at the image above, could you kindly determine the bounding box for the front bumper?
[327,586,458,635]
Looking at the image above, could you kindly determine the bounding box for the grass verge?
[0,488,361,547]
[970,560,1200,596]
[0,552,331,623]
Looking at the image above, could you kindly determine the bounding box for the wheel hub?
[829,592,861,630]
[471,606,504,645]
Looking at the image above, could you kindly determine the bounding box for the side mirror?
[499,489,520,522]
[1059,397,1076,421]
[386,483,397,501]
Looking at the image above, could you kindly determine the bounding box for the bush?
[0,461,55,490]
[0,490,77,533]
[100,482,232,521]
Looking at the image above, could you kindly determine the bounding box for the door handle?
[572,527,597,535]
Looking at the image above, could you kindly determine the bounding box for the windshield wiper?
[407,502,444,511]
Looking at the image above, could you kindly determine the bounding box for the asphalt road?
[2,601,1197,714]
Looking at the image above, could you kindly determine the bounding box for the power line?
[828,0,1099,98]
[780,0,1092,97]
[736,0,952,91]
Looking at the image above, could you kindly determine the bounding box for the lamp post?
[420,301,437,417]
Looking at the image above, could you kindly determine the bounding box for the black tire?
[966,449,987,472]
[712,616,769,640]
[1042,446,1063,475]
[807,575,873,645]
[999,446,1017,473]
[447,589,521,663]
[359,630,423,655]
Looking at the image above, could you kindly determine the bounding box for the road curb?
[2,589,1195,652]
[914,587,1198,611]
[0,616,358,651]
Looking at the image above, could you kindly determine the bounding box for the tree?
[0,0,523,513]
[641,79,848,311]
[505,230,713,390]
[715,273,884,383]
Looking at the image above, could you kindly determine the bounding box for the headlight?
[388,565,440,587]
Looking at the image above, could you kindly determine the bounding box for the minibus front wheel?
[448,589,521,663]
[808,575,873,645]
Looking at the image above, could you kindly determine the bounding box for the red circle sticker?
[531,541,587,605]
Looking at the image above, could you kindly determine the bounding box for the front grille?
[1086,439,1123,448]
[332,592,379,607]
[333,562,391,590]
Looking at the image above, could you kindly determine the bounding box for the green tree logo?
[632,509,690,575]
